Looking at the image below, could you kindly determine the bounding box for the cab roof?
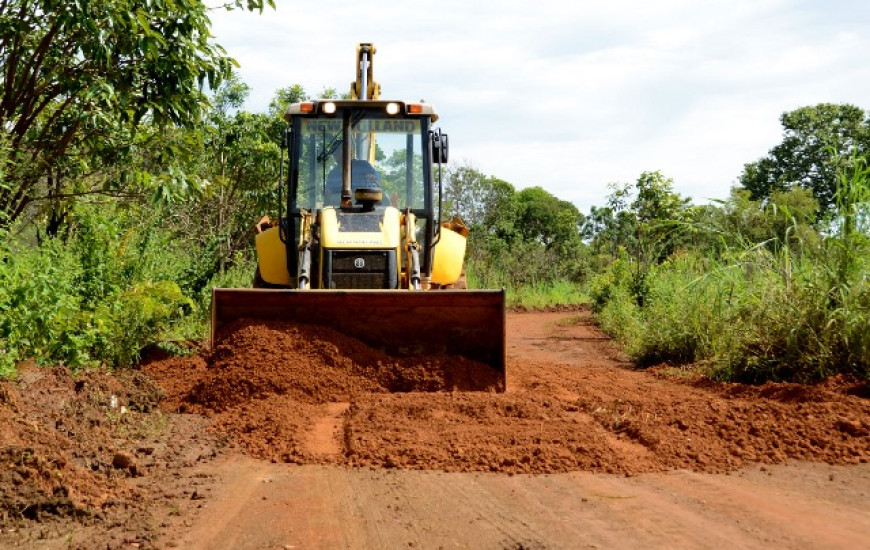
[285,100,438,122]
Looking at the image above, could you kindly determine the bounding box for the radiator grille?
[325,250,397,289]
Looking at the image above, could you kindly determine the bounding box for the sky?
[207,0,870,213]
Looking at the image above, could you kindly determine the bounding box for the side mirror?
[431,129,449,164]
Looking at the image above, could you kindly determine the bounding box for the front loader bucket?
[211,288,506,392]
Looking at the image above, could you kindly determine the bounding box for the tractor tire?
[253,267,266,288]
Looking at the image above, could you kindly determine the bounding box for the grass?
[556,314,589,327]
[595,245,870,381]
[507,280,589,309]
[590,155,870,382]
[466,263,589,310]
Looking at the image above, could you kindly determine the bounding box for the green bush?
[172,254,257,341]
[589,154,870,383]
[0,231,89,367]
[0,202,248,375]
[93,281,193,367]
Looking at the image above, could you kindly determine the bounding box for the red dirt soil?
[1,308,868,548]
[144,314,869,474]
[0,364,224,548]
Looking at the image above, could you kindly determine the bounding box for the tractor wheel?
[253,267,266,288]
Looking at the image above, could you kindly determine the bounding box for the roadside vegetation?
[1,2,868,383]
[589,155,869,382]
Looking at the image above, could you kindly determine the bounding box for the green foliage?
[0,203,209,375]
[515,186,584,252]
[633,171,689,224]
[0,72,324,377]
[445,163,591,295]
[582,171,692,311]
[691,186,821,256]
[584,172,691,264]
[138,75,283,275]
[0,0,275,227]
[831,150,870,279]
[591,155,870,382]
[740,103,870,215]
[588,252,634,313]
[507,281,587,309]
[93,281,193,367]
[596,248,870,381]
[268,84,309,118]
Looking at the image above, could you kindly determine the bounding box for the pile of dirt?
[0,365,153,524]
[141,314,870,475]
[144,319,502,462]
[195,319,500,406]
[0,364,224,548]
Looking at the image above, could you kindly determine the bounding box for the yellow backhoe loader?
[211,44,505,390]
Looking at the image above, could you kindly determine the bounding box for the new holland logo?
[353,257,366,269]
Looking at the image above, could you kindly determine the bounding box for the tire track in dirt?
[180,455,277,550]
[302,401,350,458]
[650,469,870,548]
[168,458,870,550]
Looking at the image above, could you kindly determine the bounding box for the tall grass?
[595,249,869,381]
[592,155,870,382]
[464,233,590,309]
[466,262,588,309]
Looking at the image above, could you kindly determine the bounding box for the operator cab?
[282,100,448,289]
[288,100,436,214]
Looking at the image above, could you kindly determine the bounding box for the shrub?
[590,217,869,382]
[0,202,232,375]
[93,281,193,367]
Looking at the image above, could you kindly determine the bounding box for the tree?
[267,85,344,119]
[442,164,488,227]
[584,206,637,258]
[480,176,518,241]
[150,76,285,286]
[441,163,521,240]
[268,84,308,119]
[440,166,590,285]
[0,0,275,227]
[515,186,584,253]
[739,103,870,215]
[585,172,690,262]
[633,171,690,225]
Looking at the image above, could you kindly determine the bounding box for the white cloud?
[207,0,870,213]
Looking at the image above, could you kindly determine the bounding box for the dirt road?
[175,458,869,550]
[2,310,869,549]
[165,311,870,550]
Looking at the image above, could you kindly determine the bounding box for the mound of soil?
[0,365,153,524]
[141,314,870,475]
[144,319,503,463]
[0,364,224,548]
[156,319,502,409]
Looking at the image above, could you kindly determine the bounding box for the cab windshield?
[295,114,427,210]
